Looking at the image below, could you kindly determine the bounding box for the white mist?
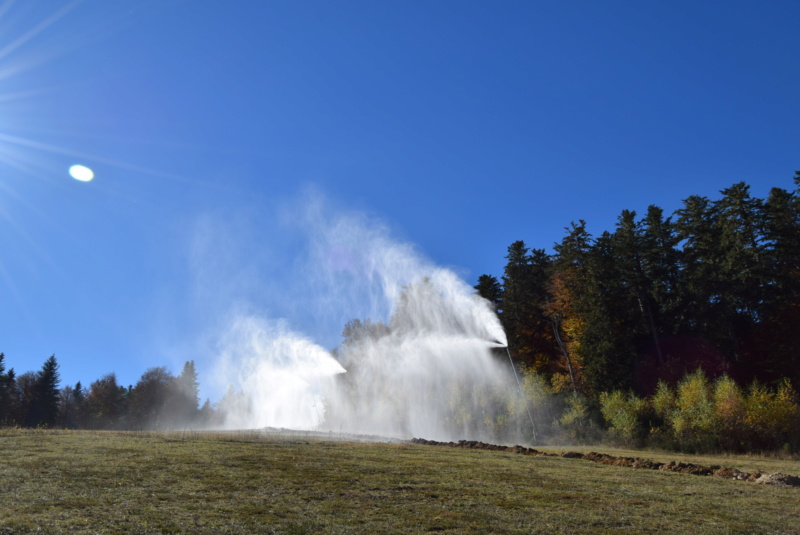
[208,195,522,442]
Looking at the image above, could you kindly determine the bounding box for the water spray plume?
[321,273,514,441]
[213,317,345,430]
[504,345,537,441]
[207,198,536,443]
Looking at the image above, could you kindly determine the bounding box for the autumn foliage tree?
[84,373,128,430]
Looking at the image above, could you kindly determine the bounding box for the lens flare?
[69,164,94,182]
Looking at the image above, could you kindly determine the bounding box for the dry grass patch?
[0,429,798,534]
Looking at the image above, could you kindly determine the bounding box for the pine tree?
[3,368,18,425]
[175,361,200,425]
[474,274,502,309]
[743,176,800,385]
[763,185,800,303]
[27,355,60,427]
[0,353,14,425]
[675,194,722,335]
[639,205,683,335]
[17,371,38,426]
[580,230,638,394]
[40,355,61,424]
[500,241,556,373]
[0,353,8,424]
[612,209,661,360]
[716,183,766,330]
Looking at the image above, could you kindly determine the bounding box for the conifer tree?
[36,355,61,426]
[500,241,556,373]
[580,230,639,394]
[0,353,8,423]
[715,183,765,349]
[3,367,18,425]
[175,361,201,424]
[17,371,38,426]
[639,205,683,336]
[27,355,61,427]
[612,209,661,361]
[474,274,502,309]
[742,177,800,384]
[0,353,13,425]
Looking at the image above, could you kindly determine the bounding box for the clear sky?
[1,1,798,401]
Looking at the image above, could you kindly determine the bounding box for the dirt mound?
[755,473,800,487]
[410,437,799,488]
[657,461,714,476]
[410,438,558,457]
[580,451,663,470]
[711,466,759,480]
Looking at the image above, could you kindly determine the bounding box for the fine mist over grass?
[202,194,531,442]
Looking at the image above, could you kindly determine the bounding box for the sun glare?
[69,164,94,182]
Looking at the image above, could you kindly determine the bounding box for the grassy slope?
[0,430,798,534]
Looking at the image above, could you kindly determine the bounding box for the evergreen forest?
[475,173,800,452]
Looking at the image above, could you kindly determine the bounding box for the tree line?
[474,173,800,451]
[477,174,800,397]
[0,353,218,429]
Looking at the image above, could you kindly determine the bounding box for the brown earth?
[410,438,798,487]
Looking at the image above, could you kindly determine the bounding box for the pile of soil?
[755,472,800,487]
[410,438,799,488]
[411,438,556,456]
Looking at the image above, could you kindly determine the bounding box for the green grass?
[0,429,798,534]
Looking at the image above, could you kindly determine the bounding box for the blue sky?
[1,1,798,400]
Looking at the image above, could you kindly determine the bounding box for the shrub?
[598,372,800,454]
[558,392,598,444]
[599,390,649,446]
[672,369,715,452]
[512,367,560,441]
[775,379,800,440]
[744,379,800,451]
[651,380,675,422]
[712,375,747,450]
[776,379,800,452]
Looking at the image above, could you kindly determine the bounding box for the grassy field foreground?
[0,430,798,534]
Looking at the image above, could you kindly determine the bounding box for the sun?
[69,164,94,182]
